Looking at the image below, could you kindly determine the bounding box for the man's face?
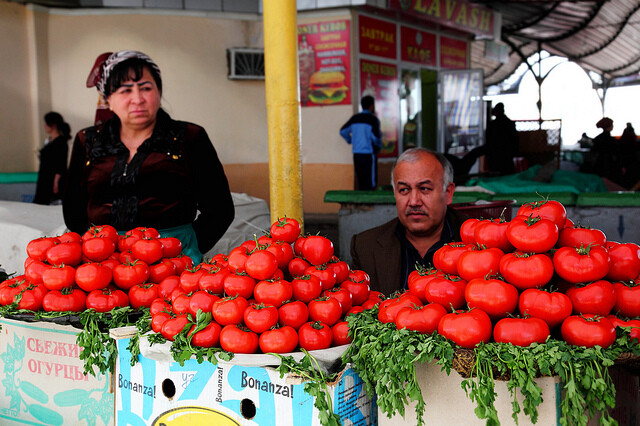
[393,153,454,238]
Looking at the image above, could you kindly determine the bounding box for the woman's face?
[107,67,161,132]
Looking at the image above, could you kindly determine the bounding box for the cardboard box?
[113,336,377,425]
[0,318,114,426]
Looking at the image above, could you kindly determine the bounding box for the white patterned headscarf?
[95,50,161,97]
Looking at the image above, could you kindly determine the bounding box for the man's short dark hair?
[361,95,375,110]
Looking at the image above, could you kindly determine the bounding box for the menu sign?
[400,25,436,66]
[440,36,468,69]
[358,15,397,60]
[298,20,351,107]
[360,59,399,157]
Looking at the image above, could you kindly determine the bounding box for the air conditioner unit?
[227,47,265,80]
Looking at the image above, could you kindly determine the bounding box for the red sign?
[440,36,468,69]
[360,59,399,157]
[297,20,351,107]
[389,0,495,39]
[400,26,436,66]
[358,15,397,60]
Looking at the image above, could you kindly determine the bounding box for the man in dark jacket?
[350,148,465,295]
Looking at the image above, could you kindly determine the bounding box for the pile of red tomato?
[382,199,640,350]
[0,218,383,355]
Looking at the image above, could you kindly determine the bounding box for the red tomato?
[332,321,352,346]
[278,300,309,330]
[378,293,423,323]
[57,231,82,244]
[340,271,371,306]
[86,287,129,312]
[499,252,554,290]
[407,268,442,304]
[159,237,183,258]
[291,275,323,303]
[298,321,333,351]
[327,258,350,284]
[118,230,144,252]
[131,238,164,265]
[474,219,514,252]
[25,259,48,284]
[129,283,159,309]
[424,275,467,312]
[223,272,256,299]
[433,243,471,276]
[212,295,249,325]
[305,264,337,291]
[46,242,82,266]
[273,242,295,270]
[133,227,161,239]
[606,243,640,282]
[302,236,334,266]
[150,298,173,316]
[82,236,116,262]
[113,260,150,291]
[566,280,616,316]
[437,308,493,349]
[288,257,311,278]
[43,287,87,312]
[518,288,572,329]
[506,215,559,253]
[151,312,172,333]
[198,266,230,295]
[149,259,177,284]
[101,258,121,271]
[323,287,353,315]
[219,324,259,353]
[189,321,222,348]
[308,297,342,326]
[157,275,181,300]
[188,291,218,317]
[561,314,616,348]
[254,279,293,307]
[172,293,192,316]
[465,278,519,321]
[83,224,119,245]
[27,237,59,262]
[607,316,640,343]
[245,249,279,281]
[179,266,207,293]
[75,263,112,292]
[460,218,479,245]
[457,246,503,281]
[259,326,299,353]
[557,226,607,248]
[41,264,76,291]
[613,281,640,318]
[553,245,610,284]
[270,217,301,244]
[161,315,191,341]
[10,283,46,311]
[243,303,279,333]
[395,303,447,334]
[493,317,550,347]
[227,247,250,272]
[170,255,193,274]
[517,199,567,229]
[346,306,365,316]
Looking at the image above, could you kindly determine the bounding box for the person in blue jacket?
[340,95,382,190]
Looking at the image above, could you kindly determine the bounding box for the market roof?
[8,0,640,87]
[470,0,640,88]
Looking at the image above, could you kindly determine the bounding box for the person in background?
[588,117,618,183]
[618,122,638,188]
[34,112,71,205]
[350,148,466,295]
[485,102,519,175]
[340,95,382,190]
[63,50,234,263]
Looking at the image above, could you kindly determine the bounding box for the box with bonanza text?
[114,337,377,425]
[0,318,113,426]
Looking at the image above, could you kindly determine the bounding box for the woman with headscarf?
[34,112,71,205]
[63,50,234,263]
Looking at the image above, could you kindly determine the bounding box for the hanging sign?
[440,36,468,69]
[358,15,397,60]
[400,25,437,66]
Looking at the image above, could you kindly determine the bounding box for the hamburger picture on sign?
[298,20,351,107]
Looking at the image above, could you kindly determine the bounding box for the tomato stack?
[0,218,382,355]
[386,199,640,350]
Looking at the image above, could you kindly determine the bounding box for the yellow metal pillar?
[263,0,304,228]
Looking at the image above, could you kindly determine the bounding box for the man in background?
[350,148,465,295]
[340,95,382,190]
[486,102,519,175]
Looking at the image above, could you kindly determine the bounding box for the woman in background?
[34,112,70,205]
